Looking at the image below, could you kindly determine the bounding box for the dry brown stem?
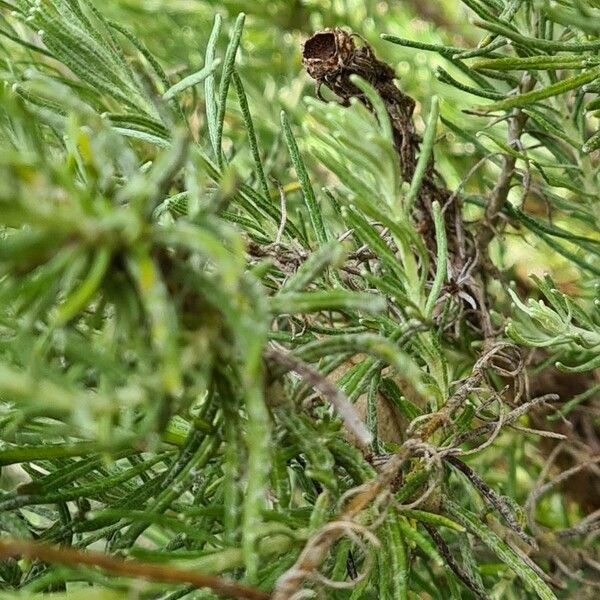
[0,538,270,600]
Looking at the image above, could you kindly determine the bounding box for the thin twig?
[264,343,372,450]
[476,72,535,256]
[452,393,559,447]
[557,508,600,539]
[446,456,537,548]
[0,538,270,600]
[423,523,491,600]
[527,454,600,520]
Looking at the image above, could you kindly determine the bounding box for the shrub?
[0,1,598,598]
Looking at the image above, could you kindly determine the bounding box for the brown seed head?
[302,28,355,81]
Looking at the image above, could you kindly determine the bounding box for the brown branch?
[446,456,536,548]
[423,523,491,600]
[526,454,600,517]
[301,27,493,341]
[264,344,372,451]
[0,538,271,600]
[476,73,535,256]
[556,507,600,539]
[451,393,559,447]
[271,341,522,597]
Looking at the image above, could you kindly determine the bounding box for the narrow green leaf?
[232,71,270,201]
[163,59,220,101]
[270,291,386,315]
[281,110,328,245]
[386,511,409,600]
[56,247,111,324]
[478,67,600,112]
[472,55,594,71]
[395,516,444,567]
[216,13,246,168]
[405,96,439,213]
[399,509,466,532]
[424,201,447,318]
[556,352,600,373]
[445,501,558,600]
[473,18,600,51]
[381,34,465,57]
[205,14,222,158]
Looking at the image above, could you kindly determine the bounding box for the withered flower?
[301,28,417,179]
[302,28,356,82]
[302,28,399,106]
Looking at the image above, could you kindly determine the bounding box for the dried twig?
[0,538,270,600]
[446,456,536,548]
[557,507,600,539]
[264,343,372,450]
[476,73,535,257]
[423,523,491,600]
[273,440,437,599]
[554,557,600,590]
[451,393,560,447]
[527,454,600,523]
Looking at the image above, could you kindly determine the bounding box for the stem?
[477,73,534,256]
[0,538,270,600]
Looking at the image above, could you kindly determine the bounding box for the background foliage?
[0,1,599,599]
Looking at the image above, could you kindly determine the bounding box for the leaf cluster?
[0,1,598,599]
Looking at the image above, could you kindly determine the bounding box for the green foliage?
[0,1,599,599]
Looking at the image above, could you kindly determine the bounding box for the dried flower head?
[302,28,356,81]
[302,28,399,106]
